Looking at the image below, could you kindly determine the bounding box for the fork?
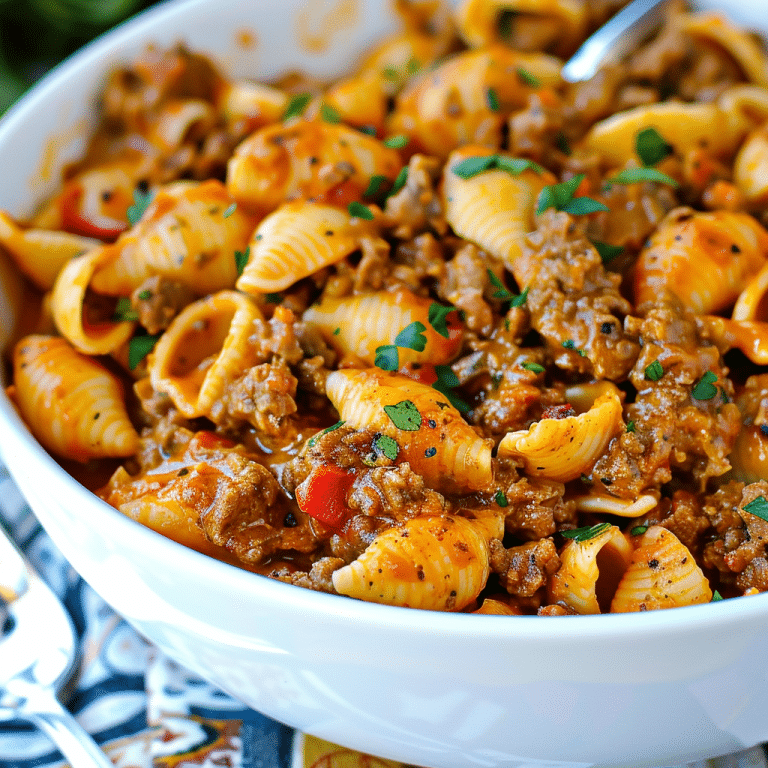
[561,0,671,82]
[0,524,114,768]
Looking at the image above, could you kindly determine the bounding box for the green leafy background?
[0,0,162,114]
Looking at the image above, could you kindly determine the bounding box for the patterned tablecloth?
[1,461,767,768]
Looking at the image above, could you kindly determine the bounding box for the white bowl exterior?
[2,2,768,766]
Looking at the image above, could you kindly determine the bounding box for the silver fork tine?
[561,0,671,82]
[0,525,114,768]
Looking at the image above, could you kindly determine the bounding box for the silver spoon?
[0,525,114,768]
[561,0,671,82]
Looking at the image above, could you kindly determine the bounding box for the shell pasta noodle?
[6,0,768,616]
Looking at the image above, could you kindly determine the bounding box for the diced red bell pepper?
[295,464,356,531]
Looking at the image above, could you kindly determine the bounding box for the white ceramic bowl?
[2,2,768,766]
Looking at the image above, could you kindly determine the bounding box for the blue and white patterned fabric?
[1,460,767,768]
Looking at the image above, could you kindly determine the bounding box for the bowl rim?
[1,0,767,644]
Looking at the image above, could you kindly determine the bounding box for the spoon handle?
[561,0,670,82]
[23,687,114,768]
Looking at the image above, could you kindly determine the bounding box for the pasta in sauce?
[4,0,768,614]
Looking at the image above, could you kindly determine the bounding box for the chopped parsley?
[626,419,636,433]
[630,524,648,536]
[644,359,664,381]
[126,187,154,225]
[536,174,609,216]
[234,246,250,276]
[374,344,399,371]
[394,321,427,352]
[282,93,312,121]
[128,333,161,370]
[383,399,422,431]
[593,240,624,265]
[743,495,768,522]
[112,297,138,322]
[347,201,374,220]
[428,302,456,339]
[521,361,545,374]
[372,433,399,461]
[516,67,541,87]
[608,167,678,187]
[711,590,724,602]
[495,490,509,507]
[486,86,500,111]
[391,166,408,195]
[364,174,389,198]
[452,153,543,180]
[137,289,153,301]
[562,339,586,357]
[308,419,346,447]
[432,365,470,414]
[561,522,612,543]
[487,269,528,306]
[320,103,341,123]
[383,134,409,149]
[636,126,673,166]
[692,370,718,401]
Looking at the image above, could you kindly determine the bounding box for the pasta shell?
[331,514,491,611]
[390,46,562,159]
[454,0,589,57]
[633,208,768,313]
[548,524,633,614]
[733,259,768,321]
[226,120,402,213]
[582,85,768,166]
[735,127,768,206]
[325,368,493,493]
[473,597,523,615]
[89,179,255,296]
[442,146,548,286]
[219,80,289,132]
[571,494,659,518]
[610,526,712,612]
[729,377,768,484]
[51,247,136,355]
[11,335,139,462]
[236,201,379,294]
[679,11,768,88]
[302,288,463,367]
[699,316,768,366]
[0,211,99,291]
[497,387,623,482]
[148,290,263,418]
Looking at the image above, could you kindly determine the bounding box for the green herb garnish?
[234,246,250,276]
[383,134,409,148]
[692,371,718,401]
[495,490,509,507]
[428,302,455,339]
[521,361,545,374]
[384,399,423,431]
[347,201,374,220]
[373,434,399,461]
[223,202,237,218]
[644,359,664,381]
[374,344,399,371]
[320,103,341,123]
[593,241,624,265]
[394,321,427,352]
[486,86,500,111]
[517,67,541,87]
[112,297,138,322]
[128,333,161,370]
[608,167,679,187]
[127,187,153,225]
[626,419,636,433]
[432,365,470,414]
[743,495,768,522]
[283,93,312,121]
[630,525,648,536]
[452,153,543,180]
[536,174,608,216]
[636,126,673,166]
[561,522,612,543]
